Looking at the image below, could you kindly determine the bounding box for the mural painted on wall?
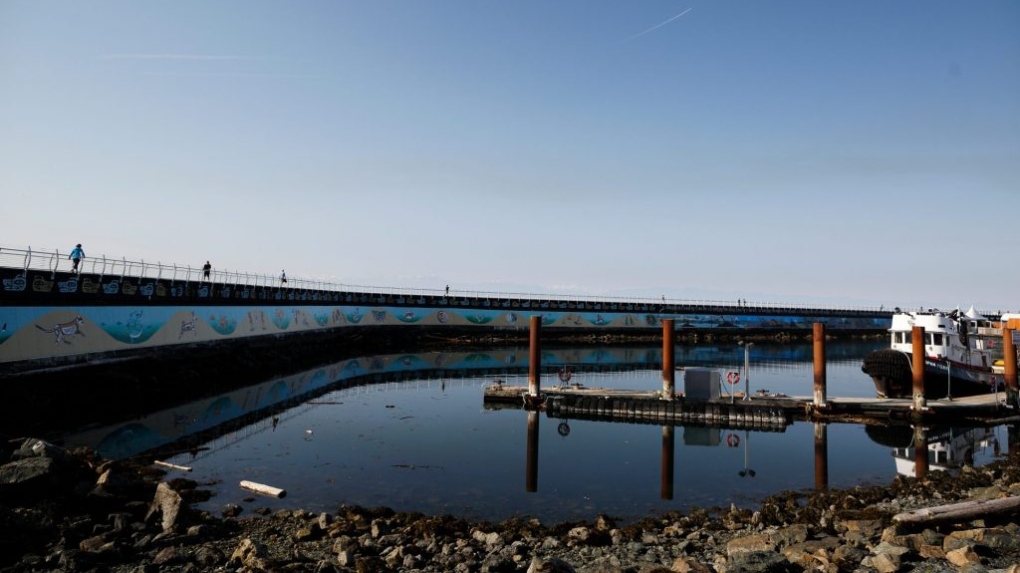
[0,303,890,364]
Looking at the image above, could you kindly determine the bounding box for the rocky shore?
[1,437,1019,573]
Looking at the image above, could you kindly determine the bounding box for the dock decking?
[482,383,1018,429]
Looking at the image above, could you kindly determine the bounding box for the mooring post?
[913,425,929,479]
[1004,328,1018,409]
[812,323,827,407]
[660,426,675,500]
[526,411,539,493]
[814,422,828,491]
[662,319,675,400]
[528,315,541,398]
[912,326,927,411]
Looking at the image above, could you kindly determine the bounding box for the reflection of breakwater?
[60,341,881,460]
[59,346,673,459]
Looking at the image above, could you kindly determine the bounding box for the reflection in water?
[738,430,755,479]
[865,425,1001,478]
[814,423,828,491]
[526,411,539,493]
[661,426,674,500]
[58,341,1015,524]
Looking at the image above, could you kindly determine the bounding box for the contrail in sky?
[103,54,248,60]
[626,7,693,42]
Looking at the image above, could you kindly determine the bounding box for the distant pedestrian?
[280,270,287,285]
[69,243,85,273]
[202,261,212,281]
[445,285,449,296]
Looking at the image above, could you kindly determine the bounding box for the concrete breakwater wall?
[0,301,889,368]
[0,265,891,370]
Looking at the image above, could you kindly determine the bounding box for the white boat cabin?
[888,308,1000,368]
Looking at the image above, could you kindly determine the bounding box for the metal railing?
[0,244,900,314]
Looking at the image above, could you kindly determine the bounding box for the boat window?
[930,333,943,345]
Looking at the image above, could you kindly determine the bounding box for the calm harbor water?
[64,340,1009,525]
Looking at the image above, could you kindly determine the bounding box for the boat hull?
[861,349,1001,399]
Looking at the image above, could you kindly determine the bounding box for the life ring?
[558,367,572,383]
[726,371,740,385]
[726,433,740,448]
[558,422,571,437]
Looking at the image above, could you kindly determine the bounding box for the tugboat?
[861,307,1004,398]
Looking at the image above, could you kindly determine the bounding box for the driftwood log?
[893,496,1020,527]
[153,460,193,472]
[240,480,287,498]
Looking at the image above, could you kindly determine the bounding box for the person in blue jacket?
[69,244,85,273]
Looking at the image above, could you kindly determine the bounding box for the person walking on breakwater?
[280,270,287,285]
[202,261,212,281]
[69,244,85,273]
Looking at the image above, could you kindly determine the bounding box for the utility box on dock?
[684,368,721,401]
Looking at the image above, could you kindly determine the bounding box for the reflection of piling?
[914,425,929,478]
[1010,422,1019,461]
[814,422,828,491]
[528,316,541,398]
[526,411,539,492]
[1004,328,1018,408]
[912,326,927,411]
[660,426,674,500]
[813,323,827,407]
[662,319,675,400]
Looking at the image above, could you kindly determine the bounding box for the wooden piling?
[528,315,541,398]
[662,319,675,400]
[912,326,926,411]
[1004,328,1018,408]
[813,323,827,407]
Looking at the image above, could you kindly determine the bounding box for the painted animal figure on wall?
[35,316,86,344]
[179,314,199,338]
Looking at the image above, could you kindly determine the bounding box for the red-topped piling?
[912,326,926,411]
[1004,328,1018,408]
[528,315,541,398]
[662,319,675,400]
[813,323,827,407]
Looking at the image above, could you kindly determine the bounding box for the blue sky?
[2,1,1018,311]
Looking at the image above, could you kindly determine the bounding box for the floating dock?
[482,382,1018,428]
